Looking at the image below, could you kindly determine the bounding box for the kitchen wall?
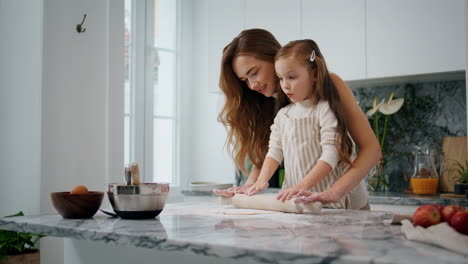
[0,0,124,263]
[0,0,43,217]
[354,77,467,192]
[42,0,124,263]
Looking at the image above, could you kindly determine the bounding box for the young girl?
[244,39,368,209]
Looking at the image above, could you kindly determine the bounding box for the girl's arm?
[245,157,280,196]
[277,160,331,202]
[245,107,284,196]
[297,74,381,204]
[245,165,261,184]
[214,108,284,197]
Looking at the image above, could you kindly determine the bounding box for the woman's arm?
[330,74,381,195]
[212,166,260,197]
[297,74,381,204]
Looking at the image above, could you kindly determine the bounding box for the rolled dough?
[219,194,322,214]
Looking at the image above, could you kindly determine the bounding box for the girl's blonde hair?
[218,29,289,172]
[275,39,353,165]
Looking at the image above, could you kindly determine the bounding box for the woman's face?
[232,54,277,97]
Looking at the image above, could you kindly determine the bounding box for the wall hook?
[76,14,87,33]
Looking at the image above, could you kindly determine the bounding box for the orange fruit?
[70,185,89,194]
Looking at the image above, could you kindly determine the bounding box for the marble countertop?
[368,192,467,206]
[0,197,466,264]
[182,189,468,206]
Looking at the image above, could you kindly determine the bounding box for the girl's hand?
[276,185,307,202]
[244,181,268,196]
[213,182,254,197]
[294,190,341,204]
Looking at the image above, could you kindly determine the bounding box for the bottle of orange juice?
[410,145,439,195]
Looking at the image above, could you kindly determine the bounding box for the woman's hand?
[276,185,307,202]
[213,182,255,197]
[293,189,341,204]
[244,181,269,196]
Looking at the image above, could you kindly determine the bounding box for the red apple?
[441,205,465,223]
[430,204,445,219]
[413,204,442,228]
[450,211,468,235]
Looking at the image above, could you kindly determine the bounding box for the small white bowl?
[190,182,233,192]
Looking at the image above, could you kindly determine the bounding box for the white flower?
[366,97,385,117]
[379,92,404,115]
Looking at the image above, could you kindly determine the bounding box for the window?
[124,0,179,185]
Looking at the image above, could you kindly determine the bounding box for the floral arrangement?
[366,92,405,192]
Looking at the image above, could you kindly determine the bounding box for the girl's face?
[232,54,277,97]
[275,57,315,103]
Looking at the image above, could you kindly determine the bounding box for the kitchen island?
[0,196,466,264]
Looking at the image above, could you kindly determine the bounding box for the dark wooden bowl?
[51,191,104,219]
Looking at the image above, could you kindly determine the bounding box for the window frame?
[126,0,180,187]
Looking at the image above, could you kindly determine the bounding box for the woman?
[214,29,381,207]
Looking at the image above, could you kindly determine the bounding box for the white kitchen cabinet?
[206,0,245,92]
[366,0,466,79]
[244,0,301,45]
[204,0,466,91]
[301,0,366,80]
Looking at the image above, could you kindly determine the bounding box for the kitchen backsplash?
[353,79,467,192]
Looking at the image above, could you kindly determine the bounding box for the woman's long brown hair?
[275,39,354,165]
[218,29,289,172]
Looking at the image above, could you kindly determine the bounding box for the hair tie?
[310,50,316,62]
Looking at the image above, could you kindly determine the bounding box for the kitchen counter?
[0,197,466,264]
[368,192,467,206]
[183,189,468,206]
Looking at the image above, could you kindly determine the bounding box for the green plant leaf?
[5,212,24,218]
[0,230,17,242]
[448,160,468,183]
[0,212,44,256]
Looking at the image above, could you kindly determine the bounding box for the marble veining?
[368,192,468,206]
[354,80,467,192]
[0,198,466,264]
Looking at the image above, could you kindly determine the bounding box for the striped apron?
[280,109,350,209]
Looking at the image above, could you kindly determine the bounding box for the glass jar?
[410,145,439,195]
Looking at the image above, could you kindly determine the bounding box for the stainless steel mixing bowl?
[107,183,169,219]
